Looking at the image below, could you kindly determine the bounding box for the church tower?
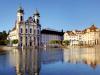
[17,6,24,22]
[33,9,41,47]
[33,9,40,24]
[16,6,26,47]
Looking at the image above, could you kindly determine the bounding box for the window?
[37,19,39,23]
[30,37,32,41]
[34,29,36,34]
[26,37,27,46]
[20,16,23,21]
[30,41,32,46]
[26,29,27,33]
[34,37,36,45]
[20,36,22,41]
[30,28,32,33]
[20,28,23,33]
[37,37,39,46]
[20,43,22,47]
[37,30,39,34]
[26,42,27,46]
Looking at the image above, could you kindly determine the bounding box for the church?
[7,6,41,47]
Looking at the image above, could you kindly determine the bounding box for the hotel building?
[64,25,100,46]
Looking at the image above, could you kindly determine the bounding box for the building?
[41,29,63,47]
[64,25,100,46]
[7,6,41,47]
[64,30,83,46]
[82,25,100,45]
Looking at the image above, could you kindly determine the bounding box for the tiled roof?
[66,31,76,36]
[84,25,98,32]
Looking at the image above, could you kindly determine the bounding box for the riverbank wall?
[0,46,17,51]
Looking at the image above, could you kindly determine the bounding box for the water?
[0,47,100,75]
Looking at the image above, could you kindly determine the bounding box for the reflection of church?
[13,48,41,75]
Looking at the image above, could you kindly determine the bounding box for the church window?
[37,19,39,23]
[30,28,32,33]
[21,43,22,47]
[26,37,27,46]
[20,16,23,21]
[37,30,39,34]
[34,37,36,45]
[20,36,22,41]
[30,41,32,46]
[34,29,36,34]
[30,37,32,41]
[37,37,39,46]
[20,28,23,33]
[26,29,27,33]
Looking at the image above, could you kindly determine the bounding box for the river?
[0,47,100,75]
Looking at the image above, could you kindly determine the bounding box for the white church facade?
[7,6,41,47]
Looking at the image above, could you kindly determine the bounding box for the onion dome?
[34,9,40,16]
[17,6,24,14]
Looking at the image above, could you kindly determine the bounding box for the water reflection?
[13,48,41,75]
[41,48,63,64]
[1,47,100,75]
[63,47,100,69]
[40,47,100,75]
[41,47,100,69]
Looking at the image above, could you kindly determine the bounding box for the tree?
[12,39,18,44]
[63,40,70,46]
[0,31,8,45]
[5,40,10,45]
[49,40,62,44]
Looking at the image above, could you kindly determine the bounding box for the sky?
[0,0,100,32]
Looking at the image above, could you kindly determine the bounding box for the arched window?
[26,29,27,33]
[30,37,32,41]
[26,37,27,46]
[30,28,32,33]
[20,43,22,47]
[30,37,32,46]
[37,37,39,46]
[37,19,39,23]
[34,37,36,45]
[20,16,23,21]
[37,30,39,34]
[20,28,23,33]
[20,36,22,41]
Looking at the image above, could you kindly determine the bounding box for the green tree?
[12,39,18,44]
[63,40,70,46]
[49,40,62,44]
[5,40,10,45]
[0,31,8,45]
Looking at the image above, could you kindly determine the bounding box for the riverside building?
[64,25,100,46]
